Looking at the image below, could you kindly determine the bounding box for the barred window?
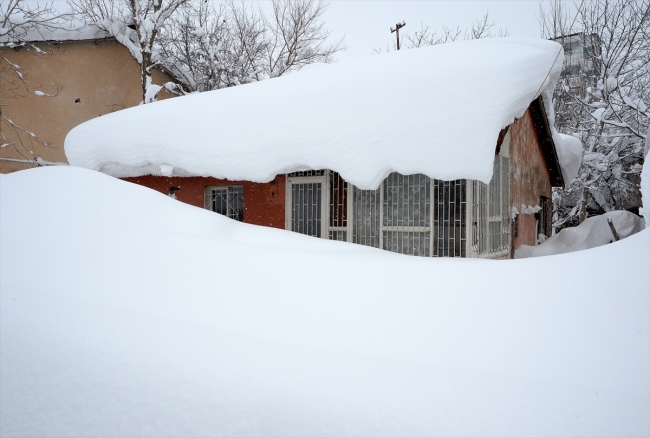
[289,171,470,258]
[382,173,431,257]
[471,155,511,258]
[204,186,244,222]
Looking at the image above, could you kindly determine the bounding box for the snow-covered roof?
[0,23,110,44]
[66,37,573,189]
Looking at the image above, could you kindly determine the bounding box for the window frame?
[204,185,245,222]
[285,174,329,239]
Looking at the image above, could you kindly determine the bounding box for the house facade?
[0,27,175,173]
[122,96,563,259]
[65,38,581,259]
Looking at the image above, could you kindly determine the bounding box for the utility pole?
[391,21,406,50]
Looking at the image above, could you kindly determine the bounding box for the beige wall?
[0,38,174,173]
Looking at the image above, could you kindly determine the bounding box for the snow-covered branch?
[541,0,649,229]
[157,0,344,92]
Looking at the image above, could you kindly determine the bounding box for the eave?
[528,96,565,188]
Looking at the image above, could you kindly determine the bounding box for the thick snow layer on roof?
[553,130,583,183]
[515,210,645,258]
[1,167,649,436]
[0,22,110,44]
[66,38,565,189]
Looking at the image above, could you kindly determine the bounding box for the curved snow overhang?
[65,37,566,189]
[528,95,565,188]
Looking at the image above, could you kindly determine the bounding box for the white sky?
[320,0,552,62]
[40,0,568,63]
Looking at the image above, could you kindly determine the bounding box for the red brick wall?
[122,175,286,229]
[509,109,552,249]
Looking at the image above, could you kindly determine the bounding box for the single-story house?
[65,37,583,259]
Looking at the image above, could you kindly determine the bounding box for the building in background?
[553,32,601,92]
[0,26,176,173]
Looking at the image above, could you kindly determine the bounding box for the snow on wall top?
[65,38,565,189]
[0,23,110,44]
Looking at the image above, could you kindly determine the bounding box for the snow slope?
[66,38,568,189]
[1,167,649,437]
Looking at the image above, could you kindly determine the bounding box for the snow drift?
[1,167,648,437]
[66,38,572,189]
[515,210,645,258]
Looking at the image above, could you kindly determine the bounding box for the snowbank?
[515,210,645,258]
[66,38,564,189]
[1,167,648,437]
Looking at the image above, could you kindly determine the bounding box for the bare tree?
[68,0,188,103]
[263,0,344,78]
[158,0,267,92]
[539,0,650,229]
[158,0,344,92]
[1,0,68,166]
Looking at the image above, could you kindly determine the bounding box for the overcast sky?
[320,0,553,62]
[40,0,566,63]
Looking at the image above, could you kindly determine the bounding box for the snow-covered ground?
[1,167,649,437]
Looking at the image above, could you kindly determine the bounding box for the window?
[329,171,348,241]
[288,171,470,258]
[432,179,467,257]
[536,196,551,244]
[204,186,244,221]
[471,155,510,257]
[286,174,327,238]
[287,161,508,259]
[382,173,432,257]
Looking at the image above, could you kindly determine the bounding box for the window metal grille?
[204,186,244,221]
[288,170,476,259]
[382,173,431,256]
[471,155,510,257]
[291,182,322,237]
[328,171,348,241]
[287,170,326,177]
[352,186,381,248]
[432,179,466,257]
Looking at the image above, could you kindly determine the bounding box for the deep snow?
[65,38,580,189]
[1,167,648,437]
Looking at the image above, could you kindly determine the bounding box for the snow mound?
[515,210,645,258]
[65,38,564,189]
[1,166,649,437]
